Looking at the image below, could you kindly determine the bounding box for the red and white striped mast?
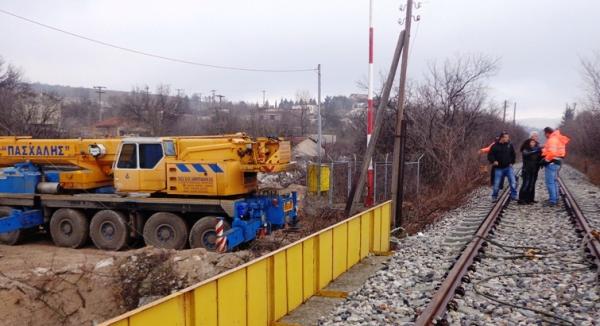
[366,0,375,206]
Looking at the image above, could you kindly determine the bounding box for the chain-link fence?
[307,154,424,206]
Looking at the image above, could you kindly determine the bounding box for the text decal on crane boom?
[2,145,69,156]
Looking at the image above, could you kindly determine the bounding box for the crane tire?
[90,210,130,251]
[0,206,24,245]
[189,216,230,251]
[143,212,188,250]
[50,208,89,248]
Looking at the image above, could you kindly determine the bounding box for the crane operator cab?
[113,138,169,193]
[112,135,291,197]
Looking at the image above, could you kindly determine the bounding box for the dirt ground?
[0,237,254,326]
[0,189,349,326]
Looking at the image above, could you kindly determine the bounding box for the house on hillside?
[349,93,368,109]
[307,134,337,145]
[293,137,326,159]
[258,108,284,121]
[91,117,146,137]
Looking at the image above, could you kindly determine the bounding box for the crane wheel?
[143,212,188,250]
[189,217,231,251]
[50,208,89,248]
[0,206,24,245]
[90,210,130,251]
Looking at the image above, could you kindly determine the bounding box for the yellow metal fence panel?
[272,251,288,320]
[332,223,348,279]
[130,296,185,326]
[302,237,316,301]
[317,229,333,289]
[381,204,391,252]
[372,207,382,252]
[111,320,128,326]
[217,269,247,326]
[286,244,304,311]
[347,217,361,268]
[247,260,268,326]
[101,201,392,326]
[193,281,218,326]
[360,211,371,259]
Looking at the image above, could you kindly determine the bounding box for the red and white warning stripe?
[215,219,227,252]
[366,0,375,207]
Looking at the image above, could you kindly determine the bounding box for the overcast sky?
[1,0,598,119]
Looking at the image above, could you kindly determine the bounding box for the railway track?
[416,169,600,325]
[321,185,508,324]
[321,165,600,325]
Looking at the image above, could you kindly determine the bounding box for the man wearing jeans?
[542,127,570,206]
[487,132,517,201]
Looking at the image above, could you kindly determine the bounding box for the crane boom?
[0,136,121,189]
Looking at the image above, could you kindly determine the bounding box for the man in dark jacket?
[487,132,517,201]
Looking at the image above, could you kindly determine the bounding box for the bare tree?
[295,90,312,136]
[559,53,600,183]
[581,52,600,110]
[0,58,62,136]
[119,85,181,136]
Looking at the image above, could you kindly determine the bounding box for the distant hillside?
[29,83,128,101]
[518,117,561,130]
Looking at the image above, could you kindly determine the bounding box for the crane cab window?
[139,143,163,169]
[163,140,176,156]
[117,144,137,169]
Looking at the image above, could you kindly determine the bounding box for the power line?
[0,8,317,73]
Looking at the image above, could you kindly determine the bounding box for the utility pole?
[262,90,266,107]
[502,100,507,124]
[93,86,106,121]
[513,102,517,126]
[345,30,406,217]
[316,64,323,195]
[365,0,375,207]
[390,0,414,227]
[211,90,217,103]
[216,94,225,108]
[176,88,184,97]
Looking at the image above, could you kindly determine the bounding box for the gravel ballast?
[320,165,600,325]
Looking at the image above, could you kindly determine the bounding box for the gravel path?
[320,186,496,325]
[561,166,600,231]
[447,170,600,325]
[320,165,600,325]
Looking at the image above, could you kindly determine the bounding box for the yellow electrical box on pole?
[308,164,330,193]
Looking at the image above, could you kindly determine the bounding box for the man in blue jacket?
[487,132,517,201]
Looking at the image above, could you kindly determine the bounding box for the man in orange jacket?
[480,136,502,187]
[542,127,570,206]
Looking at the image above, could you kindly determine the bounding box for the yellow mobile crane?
[0,133,297,251]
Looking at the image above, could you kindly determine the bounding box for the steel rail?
[414,186,511,325]
[558,177,600,266]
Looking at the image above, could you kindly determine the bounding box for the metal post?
[384,153,389,199]
[317,64,322,195]
[329,161,334,205]
[347,161,352,200]
[416,153,424,197]
[374,162,378,204]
